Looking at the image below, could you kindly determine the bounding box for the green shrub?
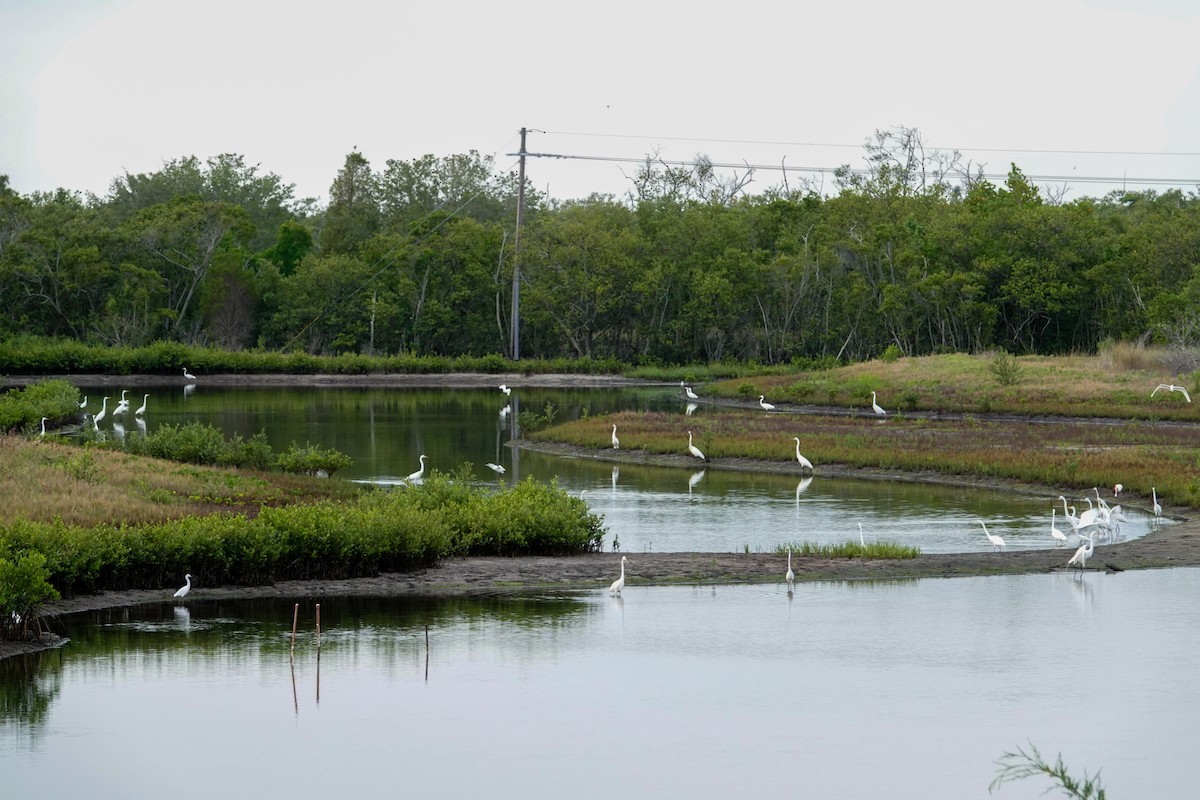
[0,379,82,434]
[880,344,902,363]
[989,350,1023,387]
[275,442,353,477]
[0,551,61,641]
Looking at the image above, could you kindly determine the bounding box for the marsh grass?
[775,541,921,559]
[0,437,360,527]
[535,409,1200,509]
[706,351,1200,420]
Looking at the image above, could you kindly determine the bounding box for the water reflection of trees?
[1,594,594,730]
[0,648,65,741]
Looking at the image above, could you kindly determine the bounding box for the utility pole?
[510,127,527,361]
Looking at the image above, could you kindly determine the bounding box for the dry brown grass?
[1,436,361,527]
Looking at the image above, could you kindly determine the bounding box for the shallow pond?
[74,383,1157,554]
[3,568,1198,798]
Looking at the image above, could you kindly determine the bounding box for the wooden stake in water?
[424,623,430,682]
[315,603,321,650]
[290,603,299,655]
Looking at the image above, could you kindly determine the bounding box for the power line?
[543,129,1200,159]
[515,149,1200,188]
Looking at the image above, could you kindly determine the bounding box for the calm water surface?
[74,383,1158,554]
[2,569,1197,798]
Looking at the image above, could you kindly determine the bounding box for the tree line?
[2,129,1199,364]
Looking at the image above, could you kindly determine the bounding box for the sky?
[3,0,1199,206]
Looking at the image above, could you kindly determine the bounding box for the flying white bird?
[484,462,505,474]
[1151,383,1191,402]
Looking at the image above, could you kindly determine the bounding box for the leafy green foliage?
[275,442,353,476]
[0,551,61,641]
[989,350,1023,387]
[0,379,81,433]
[0,471,603,604]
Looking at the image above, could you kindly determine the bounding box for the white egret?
[759,395,775,411]
[173,574,192,598]
[871,391,887,416]
[687,430,705,460]
[484,462,505,474]
[1067,534,1095,573]
[134,394,148,416]
[858,522,865,548]
[93,396,110,425]
[611,424,619,449]
[499,384,511,396]
[1057,495,1080,530]
[792,437,814,472]
[39,417,48,436]
[681,382,699,401]
[113,389,129,416]
[608,555,628,595]
[979,520,1005,552]
[406,454,428,482]
[785,547,794,592]
[79,396,88,409]
[1151,383,1191,402]
[1152,487,1162,518]
[1050,509,1068,546]
[183,367,196,381]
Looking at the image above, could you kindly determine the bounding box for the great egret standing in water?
[759,395,775,411]
[1152,487,1162,518]
[79,396,88,409]
[406,454,428,482]
[858,523,865,548]
[134,394,148,416]
[608,555,628,595]
[113,389,129,416]
[682,382,699,401]
[871,391,887,416]
[1068,533,1095,574]
[93,397,109,426]
[979,520,1005,552]
[611,424,619,449]
[785,548,794,592]
[183,367,196,381]
[687,430,705,460]
[792,437,814,472]
[1050,509,1068,546]
[173,574,192,598]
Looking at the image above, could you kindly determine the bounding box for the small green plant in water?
[989,741,1106,799]
[518,401,559,433]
